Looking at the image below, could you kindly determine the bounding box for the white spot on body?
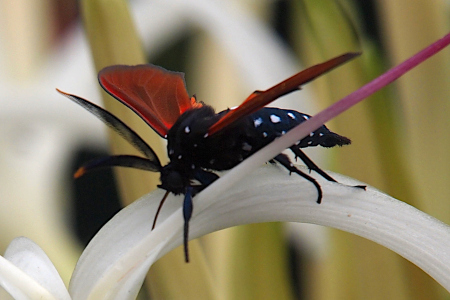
[309,132,314,137]
[178,154,182,159]
[287,112,296,119]
[270,114,281,123]
[191,164,195,169]
[281,131,286,135]
[185,126,190,133]
[193,143,198,148]
[209,159,215,165]
[169,149,174,155]
[262,132,268,138]
[204,133,209,138]
[303,115,309,120]
[242,142,252,151]
[319,133,324,137]
[254,118,263,127]
[307,141,313,145]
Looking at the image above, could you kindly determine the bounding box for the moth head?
[159,164,188,195]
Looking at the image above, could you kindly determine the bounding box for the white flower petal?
[194,166,450,292]
[68,191,180,300]
[70,165,450,298]
[0,256,51,300]
[0,237,70,300]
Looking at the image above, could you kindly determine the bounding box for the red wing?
[99,64,201,138]
[208,52,360,136]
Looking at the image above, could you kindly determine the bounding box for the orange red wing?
[99,64,201,138]
[98,53,359,138]
[208,52,360,136]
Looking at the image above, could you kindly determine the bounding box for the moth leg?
[274,153,323,204]
[183,187,194,262]
[290,147,366,190]
[290,147,337,182]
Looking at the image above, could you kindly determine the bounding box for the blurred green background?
[0,0,449,299]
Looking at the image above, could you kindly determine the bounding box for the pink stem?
[256,32,450,165]
[217,32,450,188]
[314,32,450,127]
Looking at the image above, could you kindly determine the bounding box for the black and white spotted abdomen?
[246,107,350,149]
[190,107,351,171]
[165,105,350,172]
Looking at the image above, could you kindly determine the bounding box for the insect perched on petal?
[58,52,364,262]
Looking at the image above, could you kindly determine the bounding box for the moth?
[58,52,362,262]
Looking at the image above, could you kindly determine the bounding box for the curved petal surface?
[1,237,70,300]
[70,166,450,298]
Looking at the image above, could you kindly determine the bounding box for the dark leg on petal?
[290,147,366,190]
[274,153,323,204]
[183,187,194,262]
[290,147,338,182]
